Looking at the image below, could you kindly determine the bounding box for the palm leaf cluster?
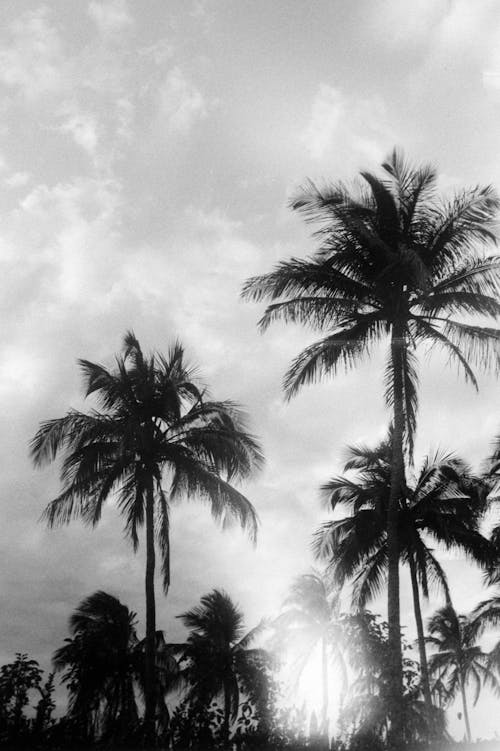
[243,150,500,456]
[315,437,491,610]
[31,332,263,589]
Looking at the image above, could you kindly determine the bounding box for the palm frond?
[283,315,385,399]
[351,545,388,610]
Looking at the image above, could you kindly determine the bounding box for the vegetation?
[30,332,263,743]
[314,435,493,717]
[242,149,500,747]
[168,589,272,746]
[426,604,497,744]
[3,150,500,749]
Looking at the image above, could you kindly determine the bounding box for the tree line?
[2,149,500,750]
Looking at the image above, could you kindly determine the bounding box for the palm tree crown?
[315,438,491,607]
[31,332,263,583]
[243,151,500,452]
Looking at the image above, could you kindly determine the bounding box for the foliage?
[243,149,500,745]
[315,436,491,608]
[339,612,446,745]
[0,653,55,747]
[31,331,263,740]
[170,589,272,745]
[53,590,178,745]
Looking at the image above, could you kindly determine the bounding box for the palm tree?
[273,571,346,735]
[426,604,495,743]
[31,332,263,743]
[470,587,500,676]
[53,591,141,741]
[170,589,270,747]
[314,436,492,718]
[242,150,500,744]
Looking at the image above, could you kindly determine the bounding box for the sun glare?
[278,638,342,734]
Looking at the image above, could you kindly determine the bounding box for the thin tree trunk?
[387,323,405,750]
[321,634,329,737]
[408,549,433,714]
[144,477,157,746]
[223,682,231,749]
[459,674,472,744]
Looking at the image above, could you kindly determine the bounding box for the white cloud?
[60,110,99,160]
[300,84,395,167]
[0,8,64,100]
[88,0,133,35]
[158,67,207,133]
[300,84,344,160]
[4,171,30,188]
[366,0,447,48]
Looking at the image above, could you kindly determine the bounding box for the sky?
[1,0,500,740]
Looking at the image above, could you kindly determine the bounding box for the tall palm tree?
[169,589,270,747]
[314,436,492,717]
[273,571,346,735]
[242,150,500,745]
[53,591,141,741]
[426,604,495,744]
[31,332,263,743]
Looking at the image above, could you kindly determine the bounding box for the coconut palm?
[54,591,178,743]
[53,591,141,741]
[314,435,492,718]
[31,332,263,743]
[169,589,270,747]
[426,604,495,743]
[470,587,500,677]
[242,150,500,744]
[273,571,346,735]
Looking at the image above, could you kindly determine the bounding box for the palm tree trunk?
[144,477,157,746]
[387,323,405,750]
[321,634,329,737]
[408,550,433,714]
[459,673,472,743]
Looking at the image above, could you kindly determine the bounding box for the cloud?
[366,0,447,48]
[300,84,395,167]
[158,66,208,133]
[59,110,99,160]
[87,0,134,35]
[4,171,30,188]
[0,7,64,100]
[300,84,344,160]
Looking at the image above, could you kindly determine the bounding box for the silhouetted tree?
[426,603,495,743]
[53,591,141,741]
[31,332,263,743]
[170,589,270,747]
[243,150,500,747]
[315,435,492,718]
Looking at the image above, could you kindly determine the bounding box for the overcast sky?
[2,0,500,739]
